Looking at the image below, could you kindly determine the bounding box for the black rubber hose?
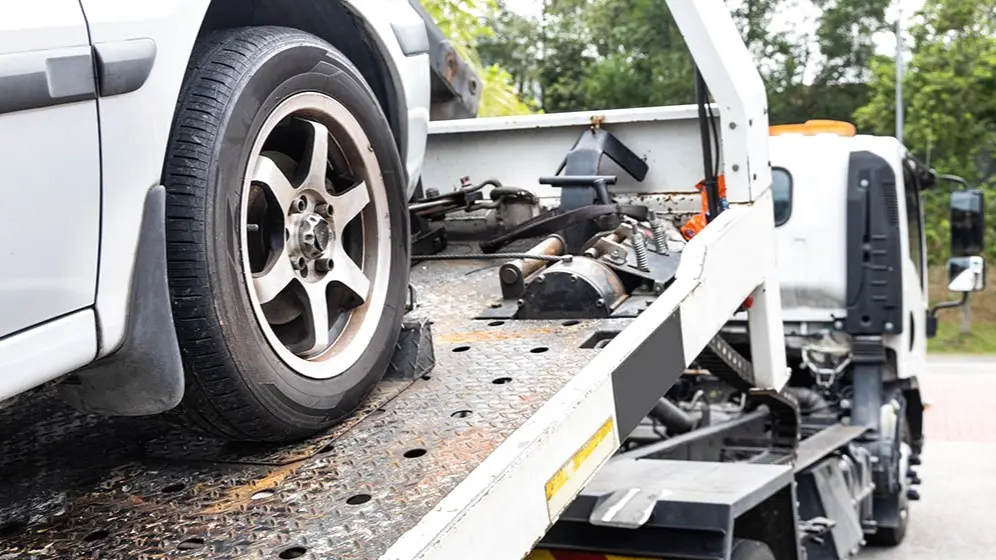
[648,398,696,435]
[784,386,830,414]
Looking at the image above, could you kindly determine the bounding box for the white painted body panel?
[80,0,213,356]
[0,310,97,400]
[0,2,101,337]
[425,105,720,202]
[766,133,928,380]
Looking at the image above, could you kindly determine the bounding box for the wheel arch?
[198,0,409,161]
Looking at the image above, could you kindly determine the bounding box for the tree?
[855,0,996,263]
[476,0,889,125]
[423,0,537,116]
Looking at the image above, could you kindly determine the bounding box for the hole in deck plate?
[489,302,502,309]
[278,546,308,559]
[530,346,549,354]
[250,489,275,500]
[451,409,473,418]
[0,519,27,537]
[83,529,110,542]
[161,482,186,493]
[562,319,580,326]
[421,374,432,380]
[492,377,512,385]
[177,537,206,551]
[580,330,620,349]
[488,320,505,326]
[316,442,335,454]
[346,494,372,505]
[452,345,471,353]
[403,448,427,459]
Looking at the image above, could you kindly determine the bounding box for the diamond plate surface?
[0,250,627,559]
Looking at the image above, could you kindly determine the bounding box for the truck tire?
[731,539,776,560]
[866,422,912,547]
[162,26,410,442]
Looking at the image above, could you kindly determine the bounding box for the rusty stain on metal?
[437,325,563,344]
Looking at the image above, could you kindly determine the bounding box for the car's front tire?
[162,26,410,442]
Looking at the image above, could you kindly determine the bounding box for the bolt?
[596,298,605,307]
[834,320,844,330]
[517,299,524,307]
[315,257,334,272]
[536,275,545,283]
[732,164,740,172]
[247,223,260,233]
[884,321,895,331]
[425,187,440,198]
[294,196,308,213]
[570,274,578,283]
[729,122,737,129]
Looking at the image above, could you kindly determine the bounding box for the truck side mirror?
[947,188,985,293]
[948,256,985,292]
[950,188,984,257]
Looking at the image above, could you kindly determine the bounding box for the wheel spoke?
[303,283,331,355]
[327,181,370,235]
[300,119,330,190]
[328,244,371,303]
[253,155,298,214]
[253,248,295,304]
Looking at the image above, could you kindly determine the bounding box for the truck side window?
[772,167,792,226]
[903,163,926,290]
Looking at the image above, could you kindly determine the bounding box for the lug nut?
[315,258,334,272]
[294,257,307,270]
[316,203,331,217]
[294,196,308,213]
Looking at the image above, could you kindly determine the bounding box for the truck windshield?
[772,167,792,226]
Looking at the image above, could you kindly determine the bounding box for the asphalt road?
[860,355,996,559]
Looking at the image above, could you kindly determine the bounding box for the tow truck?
[0,1,986,559]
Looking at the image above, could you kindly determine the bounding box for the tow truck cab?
[727,119,987,449]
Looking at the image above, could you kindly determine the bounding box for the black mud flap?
[59,185,185,416]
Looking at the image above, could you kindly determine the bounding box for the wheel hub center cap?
[298,213,333,259]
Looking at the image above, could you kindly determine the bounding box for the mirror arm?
[929,292,969,318]
[939,173,970,190]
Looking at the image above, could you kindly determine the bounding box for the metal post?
[896,1,904,145]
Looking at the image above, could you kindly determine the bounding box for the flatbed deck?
[0,247,651,560]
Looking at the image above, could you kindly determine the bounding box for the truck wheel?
[866,422,912,547]
[731,539,776,560]
[162,26,409,442]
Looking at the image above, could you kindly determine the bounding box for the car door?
[0,2,101,337]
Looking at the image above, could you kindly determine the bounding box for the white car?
[1,0,433,442]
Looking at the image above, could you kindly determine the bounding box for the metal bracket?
[384,319,436,380]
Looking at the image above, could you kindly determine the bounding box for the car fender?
[81,0,428,357]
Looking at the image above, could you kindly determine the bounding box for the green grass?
[928,266,996,354]
[928,319,996,354]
